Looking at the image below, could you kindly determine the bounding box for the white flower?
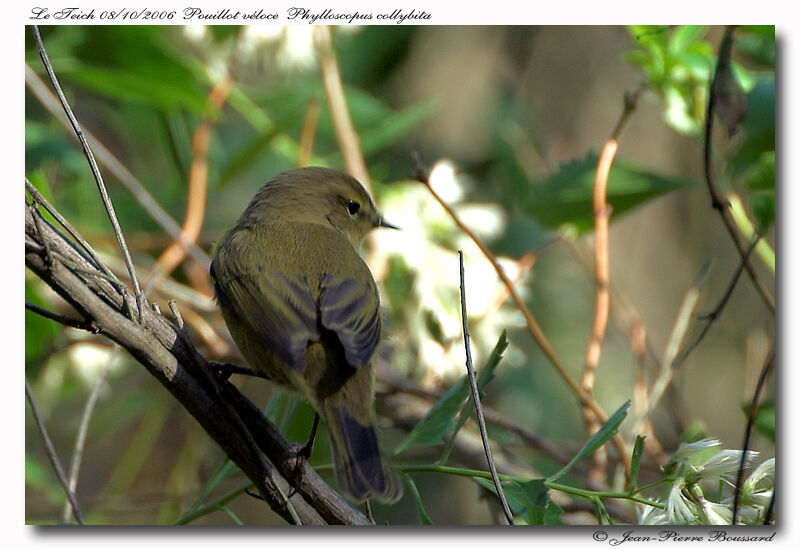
[674,438,720,461]
[666,483,698,524]
[697,497,732,525]
[698,449,758,481]
[374,159,527,384]
[637,501,669,525]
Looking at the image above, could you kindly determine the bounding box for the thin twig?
[645,264,708,416]
[412,154,631,473]
[25,301,98,333]
[31,26,146,322]
[313,26,370,191]
[704,26,775,314]
[63,346,117,523]
[26,380,86,524]
[24,64,211,268]
[26,179,123,288]
[458,251,514,525]
[674,236,761,369]
[732,347,775,525]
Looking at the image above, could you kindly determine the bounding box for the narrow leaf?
[391,331,509,457]
[548,401,631,482]
[629,435,646,489]
[520,154,692,234]
[401,474,433,525]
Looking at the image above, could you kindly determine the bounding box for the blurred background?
[25,25,775,525]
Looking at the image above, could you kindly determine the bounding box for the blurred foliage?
[519,154,693,234]
[25,25,774,526]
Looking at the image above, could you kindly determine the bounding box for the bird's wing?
[319,272,381,369]
[213,259,320,373]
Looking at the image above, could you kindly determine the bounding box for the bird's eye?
[347,200,361,216]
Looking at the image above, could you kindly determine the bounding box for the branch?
[581,86,644,482]
[457,251,513,524]
[26,380,86,524]
[25,201,369,525]
[31,26,145,322]
[63,346,117,523]
[673,236,761,369]
[703,26,774,314]
[313,26,370,191]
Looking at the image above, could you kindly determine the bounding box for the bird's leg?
[298,413,321,459]
[208,361,267,382]
[287,413,321,498]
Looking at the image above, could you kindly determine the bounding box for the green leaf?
[730,76,775,175]
[520,154,692,234]
[548,401,631,482]
[48,27,210,113]
[744,151,775,191]
[401,474,434,525]
[669,26,706,55]
[358,100,438,157]
[629,435,646,489]
[475,478,563,525]
[390,374,469,457]
[63,66,209,113]
[390,331,509,457]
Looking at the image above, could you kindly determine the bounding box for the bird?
[210,166,402,503]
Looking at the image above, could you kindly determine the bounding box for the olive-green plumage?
[210,167,401,503]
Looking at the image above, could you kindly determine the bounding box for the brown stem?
[412,154,631,474]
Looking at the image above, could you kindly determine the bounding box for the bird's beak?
[377,217,400,230]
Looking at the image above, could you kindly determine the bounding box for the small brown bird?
[210,167,401,503]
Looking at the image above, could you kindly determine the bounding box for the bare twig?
[458,251,514,524]
[645,263,709,416]
[704,26,774,314]
[31,26,146,322]
[732,346,775,525]
[25,300,97,333]
[313,26,371,191]
[412,154,631,473]
[674,236,761,369]
[26,379,86,525]
[24,65,211,268]
[63,346,117,523]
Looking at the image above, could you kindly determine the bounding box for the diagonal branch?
[25,379,86,525]
[25,200,369,525]
[457,251,514,524]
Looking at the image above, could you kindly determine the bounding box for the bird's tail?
[324,405,402,504]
